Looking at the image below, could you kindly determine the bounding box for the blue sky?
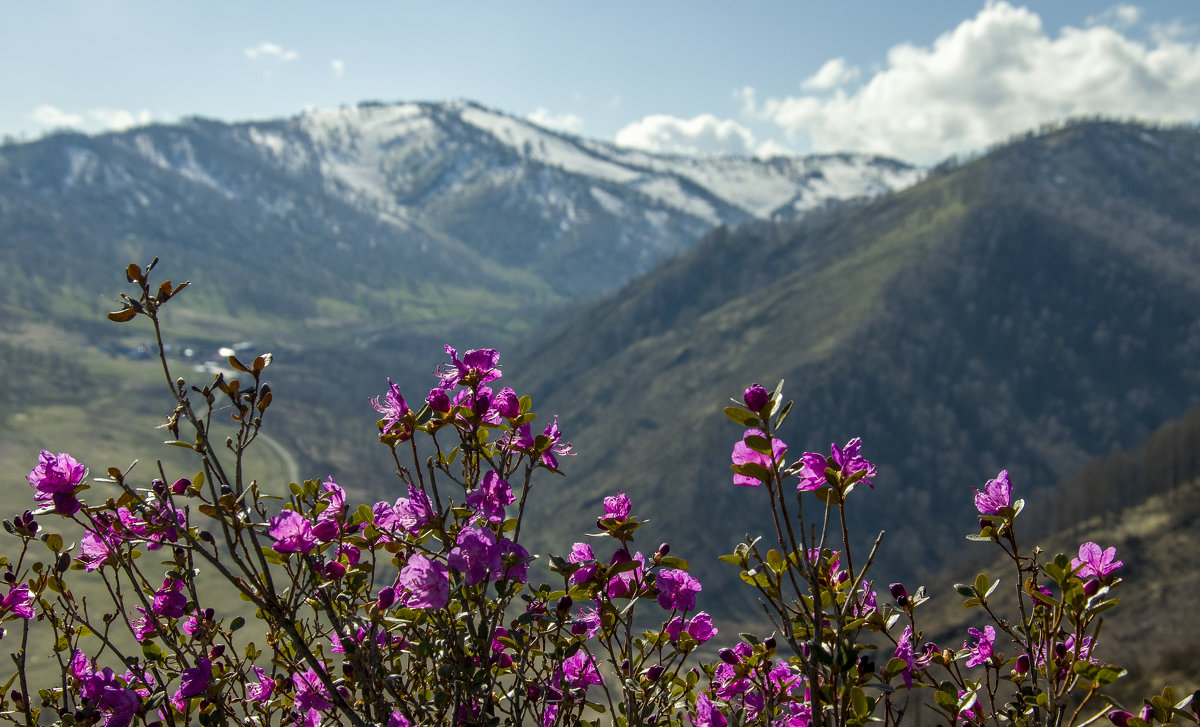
[3,1,1199,163]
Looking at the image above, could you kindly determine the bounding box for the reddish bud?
[743,384,770,412]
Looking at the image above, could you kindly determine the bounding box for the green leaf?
[723,407,760,428]
[766,549,784,574]
[774,399,793,429]
[744,435,775,456]
[954,583,975,598]
[352,504,374,526]
[974,573,990,599]
[44,533,63,552]
[141,640,165,664]
[230,617,245,632]
[658,556,689,570]
[731,462,771,483]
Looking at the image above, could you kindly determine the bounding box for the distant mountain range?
[0,99,920,330]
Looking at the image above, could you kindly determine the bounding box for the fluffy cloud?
[1087,4,1141,28]
[800,58,860,91]
[745,1,1200,163]
[244,41,299,62]
[30,105,84,129]
[89,108,152,131]
[30,105,152,132]
[331,59,345,78]
[615,113,756,156]
[526,107,584,134]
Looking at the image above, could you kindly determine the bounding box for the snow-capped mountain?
[0,100,920,325]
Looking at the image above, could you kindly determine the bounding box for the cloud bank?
[615,113,757,157]
[618,2,1200,163]
[30,105,153,133]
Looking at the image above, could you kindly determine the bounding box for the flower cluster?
[0,263,1171,727]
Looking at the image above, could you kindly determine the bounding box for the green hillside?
[506,120,1200,622]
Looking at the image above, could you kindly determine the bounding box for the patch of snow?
[590,186,626,216]
[460,106,640,185]
[63,146,99,188]
[631,177,719,225]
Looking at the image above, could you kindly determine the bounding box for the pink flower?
[974,471,1012,515]
[245,666,274,703]
[171,658,211,711]
[1071,542,1123,581]
[656,569,702,611]
[152,577,187,618]
[603,492,631,521]
[437,346,502,389]
[731,430,787,487]
[293,667,333,714]
[558,649,603,690]
[466,471,515,523]
[268,509,316,554]
[370,379,411,438]
[398,553,449,609]
[892,625,935,688]
[27,450,86,514]
[448,527,501,586]
[963,625,996,668]
[1,584,34,619]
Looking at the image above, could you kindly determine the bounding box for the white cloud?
[30,105,153,132]
[615,113,757,156]
[526,107,585,134]
[244,41,298,62]
[31,104,84,129]
[331,59,345,78]
[89,108,152,131]
[1087,4,1142,29]
[744,1,1200,163]
[800,58,860,91]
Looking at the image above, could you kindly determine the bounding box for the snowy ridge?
[10,99,925,301]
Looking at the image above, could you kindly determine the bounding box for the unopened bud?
[889,582,909,605]
[743,384,770,412]
[171,477,190,495]
[376,586,396,610]
[209,644,225,659]
[1083,579,1100,597]
[1015,654,1030,674]
[645,664,664,682]
[718,648,738,665]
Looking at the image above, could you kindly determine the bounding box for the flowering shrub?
[0,259,1195,726]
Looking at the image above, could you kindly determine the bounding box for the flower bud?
[743,384,770,412]
[209,644,225,659]
[426,387,451,413]
[151,479,166,496]
[620,658,630,674]
[312,519,339,543]
[1083,579,1100,597]
[324,561,347,580]
[655,542,670,559]
[718,648,739,665]
[171,477,190,495]
[556,595,573,615]
[889,582,909,606]
[1015,654,1030,674]
[376,586,396,610]
[645,664,664,682]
